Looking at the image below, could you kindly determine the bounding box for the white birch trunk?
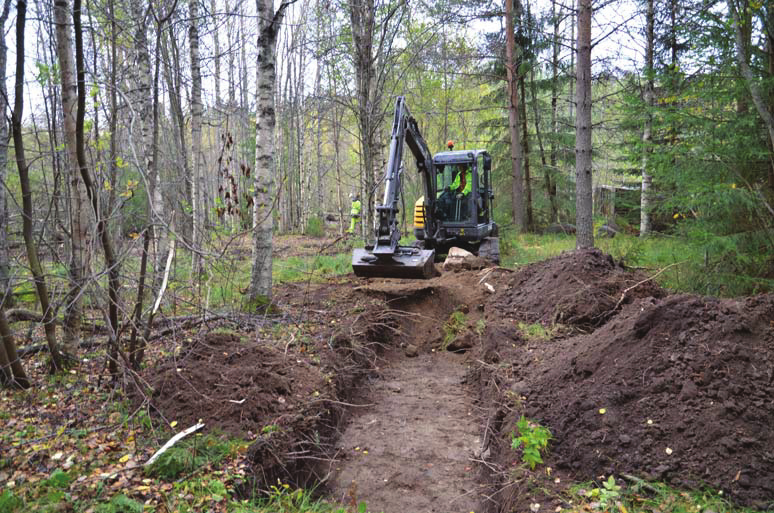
[248,0,293,305]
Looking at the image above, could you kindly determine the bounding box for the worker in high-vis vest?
[347,194,362,234]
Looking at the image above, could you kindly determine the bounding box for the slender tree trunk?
[520,76,534,231]
[212,0,221,109]
[247,0,295,306]
[12,0,66,372]
[505,0,525,231]
[730,0,774,153]
[348,0,378,235]
[190,0,204,278]
[640,0,654,236]
[0,0,12,309]
[54,0,89,358]
[74,0,121,375]
[575,0,593,249]
[548,0,560,223]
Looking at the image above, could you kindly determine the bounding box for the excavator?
[352,96,499,279]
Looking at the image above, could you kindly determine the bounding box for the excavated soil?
[477,249,774,510]
[327,272,498,512]
[144,246,774,510]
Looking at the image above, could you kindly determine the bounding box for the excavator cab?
[414,150,498,263]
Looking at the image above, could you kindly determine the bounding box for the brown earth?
[144,247,774,510]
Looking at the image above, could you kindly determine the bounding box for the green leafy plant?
[585,475,622,510]
[442,311,467,348]
[93,495,144,513]
[510,415,551,469]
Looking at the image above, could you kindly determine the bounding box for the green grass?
[146,433,249,481]
[499,229,774,297]
[566,476,757,513]
[273,254,352,283]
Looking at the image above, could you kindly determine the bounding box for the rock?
[442,247,490,272]
[404,344,419,357]
[446,333,475,352]
[618,434,631,445]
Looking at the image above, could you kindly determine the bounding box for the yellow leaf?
[672,213,680,219]
[598,408,606,415]
[119,454,130,463]
[170,421,178,428]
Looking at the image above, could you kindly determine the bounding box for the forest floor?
[2,234,774,512]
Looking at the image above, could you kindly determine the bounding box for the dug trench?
[143,250,774,511]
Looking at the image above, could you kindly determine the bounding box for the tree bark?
[520,76,534,231]
[74,0,121,375]
[0,305,30,388]
[190,0,204,278]
[0,0,12,309]
[640,0,654,236]
[575,0,594,249]
[247,0,296,306]
[54,0,90,357]
[730,0,774,154]
[505,0,525,231]
[548,0,560,223]
[12,0,66,372]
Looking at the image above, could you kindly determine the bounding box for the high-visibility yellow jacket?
[451,169,472,195]
[350,200,362,216]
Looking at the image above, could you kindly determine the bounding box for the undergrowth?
[499,228,774,297]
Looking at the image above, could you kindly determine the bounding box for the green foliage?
[273,254,351,283]
[145,434,237,481]
[93,495,144,513]
[235,481,378,513]
[510,415,551,470]
[517,322,555,341]
[584,475,622,510]
[305,216,325,237]
[442,310,467,349]
[0,491,22,513]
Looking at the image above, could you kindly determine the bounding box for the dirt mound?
[491,249,665,329]
[481,291,774,508]
[147,332,331,436]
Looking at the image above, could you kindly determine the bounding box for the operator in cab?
[437,140,471,221]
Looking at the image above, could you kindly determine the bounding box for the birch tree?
[247,0,296,306]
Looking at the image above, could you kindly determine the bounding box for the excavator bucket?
[352,247,436,279]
